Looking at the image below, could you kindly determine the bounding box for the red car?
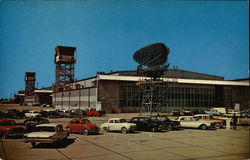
[83,108,105,117]
[66,118,99,135]
[0,119,26,138]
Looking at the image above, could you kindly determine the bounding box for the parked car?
[170,109,181,116]
[150,115,181,131]
[130,117,165,132]
[57,110,71,118]
[193,114,226,129]
[176,116,217,130]
[82,108,106,117]
[3,109,25,119]
[240,110,250,118]
[100,118,136,133]
[70,109,87,117]
[24,123,69,147]
[40,110,60,118]
[66,118,99,135]
[25,110,41,118]
[23,117,49,132]
[0,119,26,138]
[0,111,4,119]
[205,108,225,116]
[192,109,206,115]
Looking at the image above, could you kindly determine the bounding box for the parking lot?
[0,105,249,160]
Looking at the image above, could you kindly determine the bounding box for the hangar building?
[52,69,249,113]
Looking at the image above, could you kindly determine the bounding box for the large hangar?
[52,69,249,113]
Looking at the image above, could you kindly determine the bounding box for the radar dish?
[133,43,169,68]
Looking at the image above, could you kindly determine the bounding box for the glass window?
[131,118,138,123]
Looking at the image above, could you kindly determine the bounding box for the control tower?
[25,72,36,96]
[54,46,76,92]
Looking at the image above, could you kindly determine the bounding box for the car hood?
[25,132,56,138]
[1,125,25,129]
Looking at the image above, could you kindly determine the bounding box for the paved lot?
[0,119,249,160]
[0,105,249,160]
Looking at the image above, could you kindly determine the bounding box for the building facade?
[52,70,249,113]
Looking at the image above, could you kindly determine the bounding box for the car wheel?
[82,129,89,135]
[166,124,173,131]
[1,132,6,138]
[103,127,108,132]
[200,124,207,130]
[151,127,157,132]
[31,142,36,147]
[215,123,220,129]
[121,127,128,134]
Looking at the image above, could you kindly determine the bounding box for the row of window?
[119,84,225,108]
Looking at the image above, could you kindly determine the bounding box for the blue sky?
[0,1,249,99]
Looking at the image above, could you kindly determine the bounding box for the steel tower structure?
[133,43,172,114]
[54,46,76,92]
[25,72,36,96]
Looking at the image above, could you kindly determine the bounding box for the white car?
[25,110,41,118]
[176,116,217,130]
[24,123,69,147]
[100,118,136,133]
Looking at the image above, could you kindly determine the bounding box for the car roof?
[194,114,210,116]
[109,118,125,120]
[36,123,60,127]
[179,116,194,118]
[0,119,13,122]
[132,116,149,118]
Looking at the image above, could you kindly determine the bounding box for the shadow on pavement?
[31,138,76,149]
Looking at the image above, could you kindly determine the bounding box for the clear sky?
[0,0,249,99]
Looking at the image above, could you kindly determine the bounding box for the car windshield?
[156,116,169,121]
[119,119,127,123]
[35,126,56,132]
[0,120,15,126]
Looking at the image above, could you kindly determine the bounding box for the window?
[109,120,114,123]
[115,120,120,123]
[131,118,138,123]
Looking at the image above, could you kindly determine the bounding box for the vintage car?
[130,117,165,132]
[57,110,71,118]
[3,109,25,119]
[25,110,41,118]
[82,108,106,117]
[24,123,69,147]
[100,118,136,133]
[150,115,181,131]
[193,114,226,129]
[175,116,217,130]
[66,118,99,135]
[23,117,50,132]
[70,109,87,117]
[0,119,26,138]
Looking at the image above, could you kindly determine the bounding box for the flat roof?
[34,90,53,93]
[97,75,249,86]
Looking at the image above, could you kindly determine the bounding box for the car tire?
[215,123,220,129]
[166,124,173,131]
[103,127,108,132]
[1,132,7,138]
[31,142,36,147]
[82,129,89,135]
[121,127,128,134]
[200,124,207,130]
